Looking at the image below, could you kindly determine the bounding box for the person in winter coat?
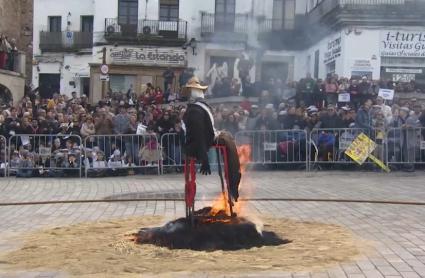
[80,116,96,139]
[391,107,421,172]
[355,99,373,135]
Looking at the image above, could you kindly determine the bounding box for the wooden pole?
[101,47,107,99]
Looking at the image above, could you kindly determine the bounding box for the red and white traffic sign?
[100,64,109,75]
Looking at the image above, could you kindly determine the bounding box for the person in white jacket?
[376,96,392,125]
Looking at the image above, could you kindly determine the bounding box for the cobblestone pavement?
[0,171,424,277]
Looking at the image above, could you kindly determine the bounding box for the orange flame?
[210,145,252,218]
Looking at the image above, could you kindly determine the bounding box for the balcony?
[200,12,249,43]
[308,0,425,29]
[257,16,309,50]
[39,31,93,52]
[104,18,188,46]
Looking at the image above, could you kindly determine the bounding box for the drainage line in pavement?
[0,198,425,207]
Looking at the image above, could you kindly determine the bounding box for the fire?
[238,144,252,175]
[210,145,252,218]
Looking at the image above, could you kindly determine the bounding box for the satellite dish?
[107,25,115,34]
[143,26,151,35]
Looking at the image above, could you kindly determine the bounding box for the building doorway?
[261,62,289,84]
[39,74,60,99]
[80,77,90,97]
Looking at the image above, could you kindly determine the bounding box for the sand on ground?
[0,216,369,277]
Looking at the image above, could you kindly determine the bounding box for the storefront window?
[109,75,136,94]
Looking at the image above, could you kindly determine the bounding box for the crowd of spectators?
[0,34,18,72]
[0,72,425,177]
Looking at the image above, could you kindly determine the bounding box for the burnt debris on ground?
[134,207,290,251]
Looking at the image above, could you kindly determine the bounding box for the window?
[118,0,138,26]
[110,75,136,93]
[160,0,179,21]
[215,0,236,32]
[49,16,61,32]
[118,0,138,35]
[81,16,94,32]
[272,0,295,30]
[326,61,336,75]
[284,0,295,29]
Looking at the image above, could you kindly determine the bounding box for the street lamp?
[183,38,198,56]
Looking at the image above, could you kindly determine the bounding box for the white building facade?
[33,0,425,103]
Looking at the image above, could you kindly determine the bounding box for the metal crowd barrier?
[308,128,386,171]
[160,133,226,174]
[8,134,83,178]
[3,128,425,178]
[235,130,308,170]
[386,127,425,169]
[0,135,6,177]
[160,133,184,174]
[84,134,161,177]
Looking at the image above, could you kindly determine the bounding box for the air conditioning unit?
[106,25,115,34]
[142,26,151,35]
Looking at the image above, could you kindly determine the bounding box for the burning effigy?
[133,77,287,251]
[134,209,288,251]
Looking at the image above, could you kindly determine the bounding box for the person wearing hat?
[182,76,241,218]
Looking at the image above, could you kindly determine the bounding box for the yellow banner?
[345,133,376,165]
[345,133,390,172]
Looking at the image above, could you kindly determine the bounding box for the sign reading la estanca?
[108,47,187,67]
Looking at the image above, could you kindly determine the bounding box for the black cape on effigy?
[215,131,241,201]
[183,99,241,201]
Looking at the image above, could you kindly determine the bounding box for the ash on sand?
[0,216,366,276]
[135,207,290,251]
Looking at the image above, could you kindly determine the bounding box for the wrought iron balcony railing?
[308,0,412,22]
[39,31,93,52]
[200,12,249,40]
[104,18,187,42]
[258,18,296,33]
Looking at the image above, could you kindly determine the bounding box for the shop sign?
[324,36,342,64]
[385,68,423,74]
[380,31,425,58]
[100,74,109,82]
[351,59,373,71]
[392,74,415,83]
[108,47,187,67]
